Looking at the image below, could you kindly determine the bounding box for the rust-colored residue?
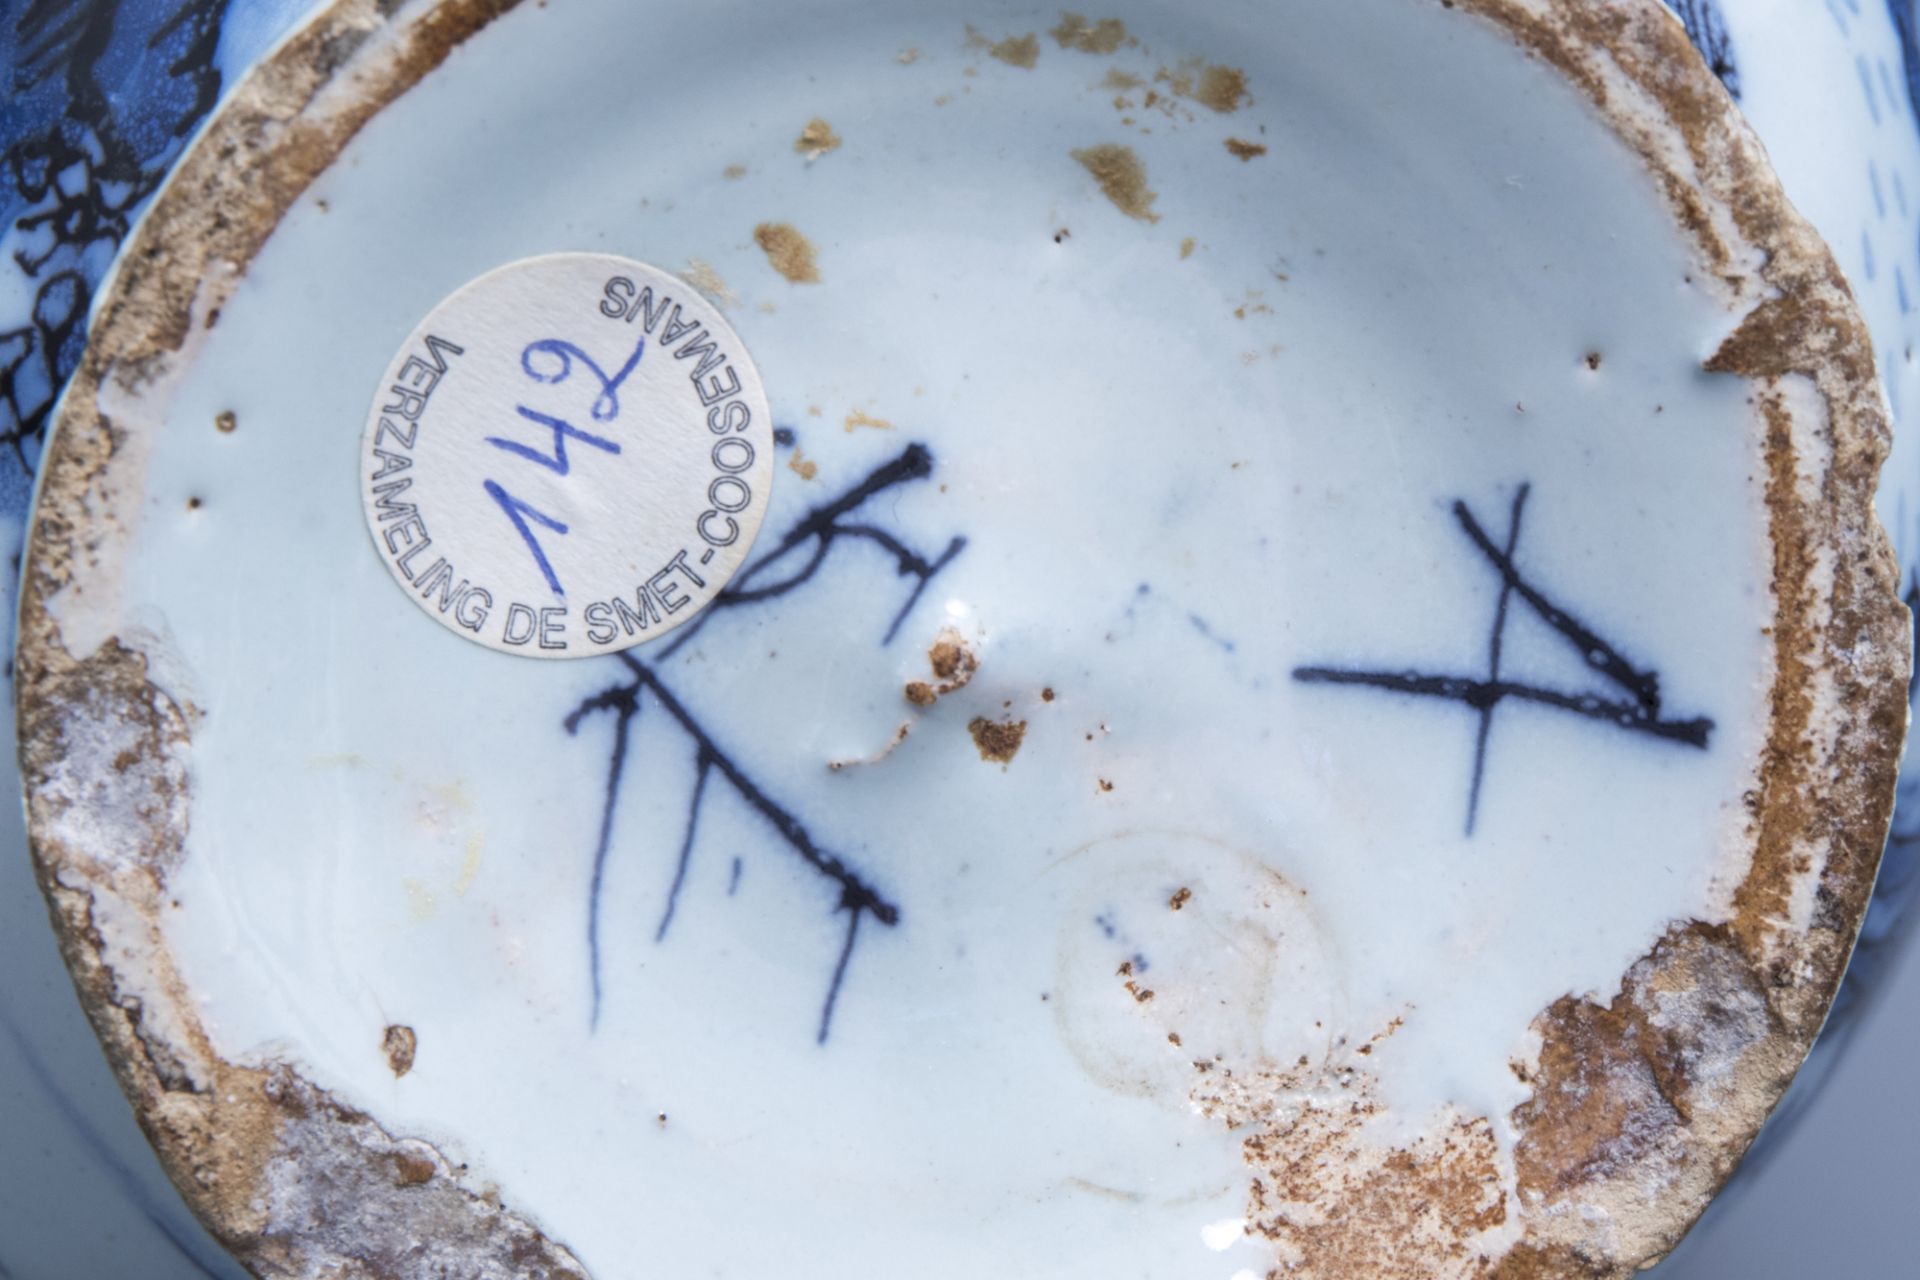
[382,1025,417,1078]
[723,163,747,179]
[1051,12,1129,53]
[1169,886,1191,911]
[787,450,818,480]
[844,408,894,432]
[990,33,1040,68]
[1179,236,1196,259]
[393,1152,435,1187]
[1157,60,1249,113]
[1225,137,1267,161]
[753,222,820,283]
[794,116,841,159]
[904,628,978,707]
[1195,64,1249,112]
[929,635,968,681]
[215,409,237,433]
[1072,144,1159,222]
[968,716,1027,763]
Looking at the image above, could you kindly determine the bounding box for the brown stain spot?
[787,450,818,481]
[1585,351,1603,370]
[929,634,970,681]
[203,308,220,330]
[185,497,202,511]
[968,716,1027,764]
[393,1152,435,1187]
[1041,686,1055,702]
[1072,144,1159,223]
[1195,65,1249,113]
[1167,1031,1182,1046]
[722,163,747,179]
[989,33,1040,68]
[1169,886,1191,910]
[844,408,894,432]
[1097,778,1115,793]
[904,629,978,707]
[214,410,236,433]
[1102,67,1143,90]
[382,1025,416,1078]
[1052,13,1130,53]
[753,222,820,283]
[1179,236,1196,259]
[1225,137,1268,161]
[794,117,842,159]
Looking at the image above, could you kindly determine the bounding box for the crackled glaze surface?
[12,1,1908,1278]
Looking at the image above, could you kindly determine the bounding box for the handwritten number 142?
[483,335,646,596]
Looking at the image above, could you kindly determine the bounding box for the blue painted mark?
[1187,612,1237,654]
[0,1014,234,1279]
[1094,913,1117,939]
[1866,228,1880,281]
[1891,0,1920,137]
[1898,265,1912,314]
[1664,1,1738,96]
[1845,0,1863,15]
[1293,485,1713,836]
[482,479,569,596]
[1861,53,1885,126]
[1826,0,1852,35]
[1880,57,1904,121]
[1872,159,1888,219]
[1896,168,1910,217]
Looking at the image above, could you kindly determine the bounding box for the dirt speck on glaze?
[1225,137,1268,161]
[906,627,979,708]
[1051,12,1130,54]
[844,407,893,432]
[968,715,1028,764]
[383,1024,418,1078]
[752,221,821,283]
[990,33,1040,68]
[1072,143,1159,222]
[1156,59,1249,113]
[794,116,841,159]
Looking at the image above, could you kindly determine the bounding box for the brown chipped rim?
[11,1,1909,1277]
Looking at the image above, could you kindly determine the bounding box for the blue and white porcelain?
[2,2,1916,1278]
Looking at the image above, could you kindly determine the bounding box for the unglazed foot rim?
[14,1,1909,1277]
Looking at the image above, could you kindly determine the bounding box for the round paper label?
[359,253,774,657]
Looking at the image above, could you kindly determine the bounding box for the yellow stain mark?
[845,409,895,433]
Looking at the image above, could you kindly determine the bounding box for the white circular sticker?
[360,253,774,657]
